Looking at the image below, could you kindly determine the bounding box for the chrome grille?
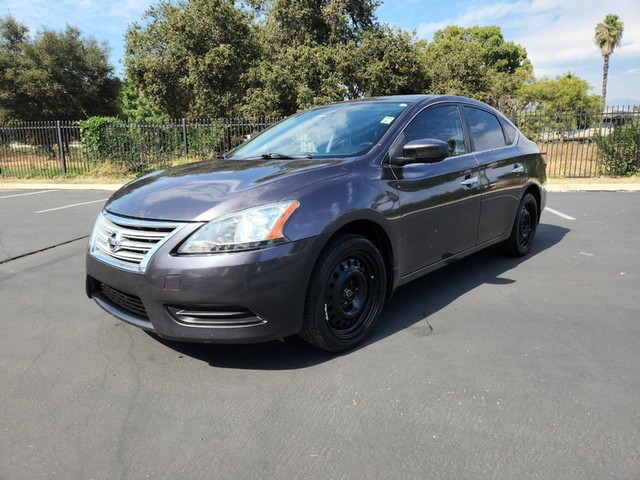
[89,212,186,273]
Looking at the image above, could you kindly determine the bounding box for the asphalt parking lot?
[1,188,639,479]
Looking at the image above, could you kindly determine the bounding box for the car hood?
[104,158,352,222]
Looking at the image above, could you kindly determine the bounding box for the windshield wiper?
[261,153,313,159]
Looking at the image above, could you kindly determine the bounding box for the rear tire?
[501,193,538,256]
[300,233,386,352]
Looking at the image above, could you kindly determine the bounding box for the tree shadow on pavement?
[152,223,570,370]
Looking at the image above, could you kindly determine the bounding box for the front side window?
[229,102,410,159]
[464,107,506,151]
[403,105,466,157]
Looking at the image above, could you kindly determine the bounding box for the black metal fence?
[512,106,640,177]
[0,118,281,178]
[1,108,639,179]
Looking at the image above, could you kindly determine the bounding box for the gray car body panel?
[105,158,354,222]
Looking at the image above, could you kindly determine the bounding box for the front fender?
[281,171,403,284]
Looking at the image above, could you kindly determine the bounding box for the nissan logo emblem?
[107,231,123,252]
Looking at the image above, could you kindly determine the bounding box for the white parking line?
[36,199,108,214]
[545,207,576,221]
[0,190,58,200]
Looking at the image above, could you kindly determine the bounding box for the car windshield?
[229,101,410,159]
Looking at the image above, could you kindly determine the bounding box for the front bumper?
[86,235,327,343]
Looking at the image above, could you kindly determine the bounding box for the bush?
[79,116,182,174]
[593,123,640,176]
[78,116,119,159]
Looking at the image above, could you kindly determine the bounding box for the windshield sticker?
[380,116,395,124]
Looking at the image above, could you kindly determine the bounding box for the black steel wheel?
[501,192,539,257]
[300,233,386,352]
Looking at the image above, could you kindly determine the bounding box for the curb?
[0,183,124,191]
[546,183,640,192]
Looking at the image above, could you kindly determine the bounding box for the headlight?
[178,201,299,253]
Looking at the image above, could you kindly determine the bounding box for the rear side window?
[501,119,518,145]
[464,107,506,151]
[403,105,466,156]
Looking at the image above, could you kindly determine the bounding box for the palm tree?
[594,14,624,107]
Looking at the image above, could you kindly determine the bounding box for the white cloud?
[416,20,450,37]
[618,40,640,57]
[416,0,530,37]
[414,0,640,99]
[2,0,150,31]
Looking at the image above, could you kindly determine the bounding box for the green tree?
[517,73,602,140]
[424,25,532,110]
[0,15,120,121]
[519,73,601,112]
[124,0,259,118]
[240,0,382,117]
[240,42,346,117]
[0,16,28,121]
[343,26,428,98]
[240,0,427,117]
[118,82,166,122]
[594,14,624,106]
[424,32,492,101]
[259,0,379,46]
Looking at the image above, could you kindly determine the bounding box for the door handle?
[512,164,524,173]
[460,176,479,187]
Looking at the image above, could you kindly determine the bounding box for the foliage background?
[2,3,637,179]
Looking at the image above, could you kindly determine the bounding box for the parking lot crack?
[0,235,89,265]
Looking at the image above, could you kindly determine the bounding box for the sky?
[2,0,639,104]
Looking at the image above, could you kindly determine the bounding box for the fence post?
[511,107,517,124]
[636,134,640,169]
[181,118,188,155]
[56,120,66,176]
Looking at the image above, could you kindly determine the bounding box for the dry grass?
[2,144,636,182]
[538,141,603,178]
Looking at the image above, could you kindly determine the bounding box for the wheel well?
[525,185,542,223]
[335,220,395,297]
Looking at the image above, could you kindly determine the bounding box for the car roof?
[313,95,509,124]
[342,94,493,109]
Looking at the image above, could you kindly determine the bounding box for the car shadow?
[367,222,570,345]
[152,223,570,370]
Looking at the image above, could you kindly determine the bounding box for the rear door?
[462,106,525,244]
[392,104,482,276]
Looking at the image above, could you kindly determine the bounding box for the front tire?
[300,233,386,352]
[501,192,539,256]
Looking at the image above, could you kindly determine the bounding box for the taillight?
[540,151,547,169]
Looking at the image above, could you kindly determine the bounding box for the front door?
[391,104,482,276]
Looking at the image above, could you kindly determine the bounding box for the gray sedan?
[86,95,546,351]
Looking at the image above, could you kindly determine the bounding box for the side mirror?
[391,138,450,166]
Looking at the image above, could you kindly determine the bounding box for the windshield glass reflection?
[230,102,409,159]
